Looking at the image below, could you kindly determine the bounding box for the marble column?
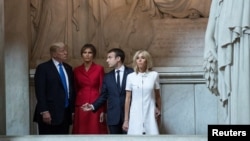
[3,0,30,135]
[0,0,6,135]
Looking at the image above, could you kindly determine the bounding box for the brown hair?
[80,44,97,58]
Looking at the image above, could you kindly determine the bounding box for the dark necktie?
[116,70,121,91]
[59,63,69,107]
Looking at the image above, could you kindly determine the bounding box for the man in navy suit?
[83,48,133,134]
[33,42,75,134]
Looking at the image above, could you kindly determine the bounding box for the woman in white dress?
[122,50,161,135]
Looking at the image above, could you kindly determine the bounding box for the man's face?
[106,52,119,68]
[53,47,68,62]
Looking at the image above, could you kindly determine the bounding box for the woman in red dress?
[72,44,108,134]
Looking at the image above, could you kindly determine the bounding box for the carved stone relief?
[29,0,211,69]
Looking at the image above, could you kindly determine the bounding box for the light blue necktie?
[59,63,69,107]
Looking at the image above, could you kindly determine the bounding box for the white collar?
[116,65,125,72]
[52,58,61,66]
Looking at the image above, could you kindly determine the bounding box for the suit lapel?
[49,60,61,80]
[121,67,129,92]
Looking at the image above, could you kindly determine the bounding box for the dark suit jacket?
[33,59,75,125]
[93,66,133,125]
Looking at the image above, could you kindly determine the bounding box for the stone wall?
[29,0,211,70]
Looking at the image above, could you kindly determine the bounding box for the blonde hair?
[132,50,153,73]
[49,42,67,55]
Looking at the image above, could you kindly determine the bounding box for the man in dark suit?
[33,42,75,134]
[83,48,133,134]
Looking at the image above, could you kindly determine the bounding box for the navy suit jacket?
[93,66,133,125]
[33,59,75,125]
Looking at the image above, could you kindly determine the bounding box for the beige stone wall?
[29,0,211,71]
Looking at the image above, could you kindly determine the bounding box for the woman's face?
[136,53,147,71]
[81,48,94,62]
